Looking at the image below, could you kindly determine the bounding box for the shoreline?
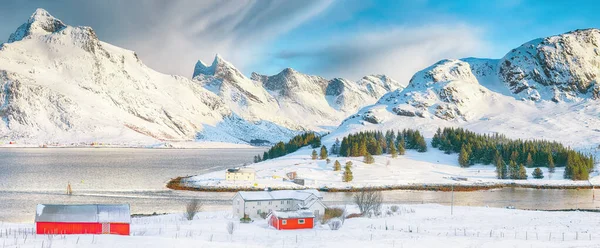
[166,176,596,192]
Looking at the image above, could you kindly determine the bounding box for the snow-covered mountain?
[0,9,402,146]
[336,28,600,150]
[193,56,405,131]
[0,9,299,145]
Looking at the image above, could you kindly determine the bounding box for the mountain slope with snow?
[0,9,296,145]
[335,29,600,150]
[194,58,406,131]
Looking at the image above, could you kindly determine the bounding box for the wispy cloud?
[272,24,487,82]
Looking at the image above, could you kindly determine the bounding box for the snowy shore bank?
[2,204,599,248]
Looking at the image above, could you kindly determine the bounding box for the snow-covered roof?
[272,210,315,219]
[227,167,255,173]
[235,189,321,201]
[35,204,130,223]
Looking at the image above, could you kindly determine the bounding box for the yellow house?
[226,167,256,181]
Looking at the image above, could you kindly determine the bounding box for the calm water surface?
[0,148,598,222]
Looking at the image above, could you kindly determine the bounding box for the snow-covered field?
[183,145,600,191]
[2,204,599,247]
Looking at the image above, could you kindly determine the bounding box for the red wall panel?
[36,222,129,235]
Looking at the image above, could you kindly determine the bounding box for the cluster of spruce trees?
[254,132,321,162]
[431,127,594,180]
[337,129,426,157]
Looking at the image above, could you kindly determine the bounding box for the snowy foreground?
[2,204,599,248]
[184,146,600,191]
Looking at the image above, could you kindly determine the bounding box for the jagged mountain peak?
[193,54,243,79]
[8,8,67,43]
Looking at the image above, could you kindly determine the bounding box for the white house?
[226,167,256,181]
[232,189,326,218]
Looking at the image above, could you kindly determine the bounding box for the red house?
[268,210,315,230]
[35,204,130,235]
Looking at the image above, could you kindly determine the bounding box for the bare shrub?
[226,221,235,235]
[259,212,269,219]
[390,205,399,213]
[184,199,203,220]
[321,207,344,224]
[328,218,342,230]
[353,188,383,216]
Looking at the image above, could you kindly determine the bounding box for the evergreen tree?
[459,146,470,167]
[326,158,331,164]
[358,141,368,156]
[495,152,507,179]
[509,160,518,179]
[331,138,341,155]
[416,135,427,152]
[363,153,375,164]
[390,144,398,158]
[311,149,318,160]
[398,142,406,155]
[548,154,555,173]
[311,136,322,148]
[532,167,544,179]
[345,161,353,169]
[343,164,353,182]
[351,143,359,157]
[518,164,528,180]
[333,160,341,171]
[263,151,270,161]
[320,145,328,159]
[526,153,534,167]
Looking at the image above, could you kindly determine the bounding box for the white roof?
[35,204,130,223]
[236,189,321,201]
[272,210,315,219]
[227,167,256,173]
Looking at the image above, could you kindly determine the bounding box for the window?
[257,201,261,206]
[281,201,284,204]
[298,219,305,224]
[257,209,261,214]
[268,201,272,205]
[282,220,287,225]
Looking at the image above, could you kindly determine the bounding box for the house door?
[101,223,110,234]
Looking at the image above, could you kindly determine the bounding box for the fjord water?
[1,149,598,222]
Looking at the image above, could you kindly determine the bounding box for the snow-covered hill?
[0,9,403,146]
[0,9,297,145]
[194,56,405,132]
[334,29,600,151]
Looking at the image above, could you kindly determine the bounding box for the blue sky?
[1,0,600,82]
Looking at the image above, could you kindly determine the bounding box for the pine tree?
[263,151,270,161]
[326,158,331,164]
[526,153,534,167]
[509,160,518,179]
[351,143,359,157]
[390,144,398,158]
[343,163,353,182]
[345,161,353,169]
[518,164,528,180]
[334,160,341,171]
[458,146,470,167]
[495,152,506,179]
[311,149,318,160]
[416,135,427,152]
[358,141,368,156]
[548,153,555,173]
[532,167,544,179]
[363,153,375,164]
[398,142,405,155]
[320,145,328,160]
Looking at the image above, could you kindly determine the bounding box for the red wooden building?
[268,210,315,230]
[35,204,130,235]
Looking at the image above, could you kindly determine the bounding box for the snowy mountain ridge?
[336,28,600,151]
[0,9,402,146]
[193,55,406,132]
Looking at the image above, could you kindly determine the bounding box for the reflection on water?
[0,148,598,222]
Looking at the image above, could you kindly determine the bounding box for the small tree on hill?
[389,144,398,158]
[345,161,353,169]
[532,167,544,179]
[526,153,534,167]
[548,154,555,173]
[334,160,341,171]
[495,152,507,179]
[343,163,353,182]
[363,153,375,164]
[320,145,328,159]
[517,164,528,180]
[326,158,331,164]
[458,146,469,167]
[311,150,318,160]
[398,143,405,155]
